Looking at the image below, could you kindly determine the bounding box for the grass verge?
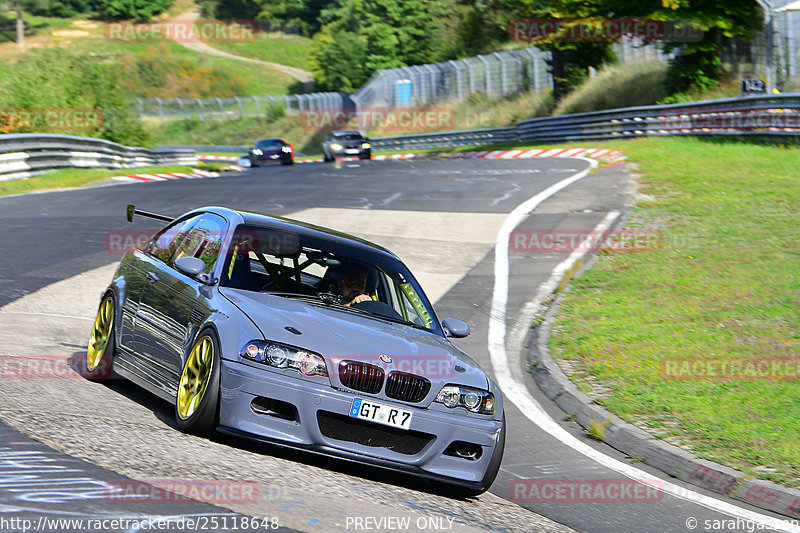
[548,137,800,487]
[0,163,226,196]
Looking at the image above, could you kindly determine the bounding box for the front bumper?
[328,146,371,158]
[249,153,292,164]
[219,359,502,486]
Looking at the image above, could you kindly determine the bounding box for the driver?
[336,263,372,306]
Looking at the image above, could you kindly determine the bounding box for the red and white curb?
[198,154,239,161]
[110,169,221,183]
[369,147,625,163]
[200,148,625,167]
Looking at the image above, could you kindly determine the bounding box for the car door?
[133,213,227,396]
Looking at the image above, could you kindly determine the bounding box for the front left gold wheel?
[175,331,220,435]
[85,295,115,380]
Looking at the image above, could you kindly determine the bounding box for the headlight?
[252,149,263,156]
[435,385,494,414]
[281,146,292,153]
[330,143,343,151]
[361,142,371,149]
[240,340,328,377]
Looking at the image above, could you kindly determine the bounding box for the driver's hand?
[347,294,371,306]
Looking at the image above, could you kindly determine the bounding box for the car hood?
[220,288,489,394]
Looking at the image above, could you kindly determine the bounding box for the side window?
[147,215,201,265]
[171,213,227,274]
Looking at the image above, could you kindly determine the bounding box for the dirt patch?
[51,30,90,37]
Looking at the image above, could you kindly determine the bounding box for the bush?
[21,0,94,17]
[118,45,248,98]
[95,0,172,20]
[0,49,148,146]
[554,61,668,116]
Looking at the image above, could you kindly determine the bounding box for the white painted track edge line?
[487,157,800,532]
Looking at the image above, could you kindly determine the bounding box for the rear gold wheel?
[86,295,115,379]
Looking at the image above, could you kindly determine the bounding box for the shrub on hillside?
[95,0,172,20]
[118,45,248,98]
[0,49,148,146]
[554,61,668,116]
[21,0,95,17]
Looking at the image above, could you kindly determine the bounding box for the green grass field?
[210,31,313,71]
[0,11,305,97]
[548,137,800,486]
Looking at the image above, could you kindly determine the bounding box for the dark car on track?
[86,205,505,496]
[248,138,294,166]
[322,131,371,161]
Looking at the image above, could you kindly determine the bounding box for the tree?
[309,0,454,91]
[501,0,617,100]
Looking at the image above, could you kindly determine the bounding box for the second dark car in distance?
[249,138,294,166]
[322,131,371,162]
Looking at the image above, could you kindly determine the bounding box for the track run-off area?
[0,157,797,533]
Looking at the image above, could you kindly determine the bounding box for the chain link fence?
[133,12,800,124]
[351,44,672,109]
[133,93,355,122]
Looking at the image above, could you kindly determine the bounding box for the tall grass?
[554,61,667,115]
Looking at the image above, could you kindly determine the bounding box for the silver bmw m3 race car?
[87,205,505,496]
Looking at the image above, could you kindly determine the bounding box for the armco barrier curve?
[370,94,800,151]
[0,134,197,181]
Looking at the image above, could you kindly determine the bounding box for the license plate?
[349,398,412,430]
[344,149,359,154]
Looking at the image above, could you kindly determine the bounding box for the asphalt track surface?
[0,158,793,533]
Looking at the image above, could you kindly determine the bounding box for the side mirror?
[442,318,470,338]
[175,256,207,278]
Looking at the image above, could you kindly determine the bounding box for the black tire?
[175,329,221,436]
[282,158,294,166]
[437,412,506,498]
[84,294,117,381]
[360,154,371,160]
[323,152,333,162]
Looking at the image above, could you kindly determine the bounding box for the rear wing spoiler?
[127,204,173,223]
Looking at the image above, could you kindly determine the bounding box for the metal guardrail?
[0,133,197,181]
[371,94,800,151]
[369,127,517,152]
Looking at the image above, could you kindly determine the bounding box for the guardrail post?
[176,98,184,120]
[136,98,144,119]
[478,55,491,97]
[467,59,476,96]
[155,97,164,121]
[495,52,509,96]
[424,64,438,102]
[196,98,204,122]
[235,96,242,118]
[254,96,261,117]
[215,97,223,119]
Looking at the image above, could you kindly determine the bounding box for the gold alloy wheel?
[87,297,113,372]
[177,335,214,420]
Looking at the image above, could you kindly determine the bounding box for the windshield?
[256,140,283,149]
[220,224,442,335]
[332,133,364,140]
